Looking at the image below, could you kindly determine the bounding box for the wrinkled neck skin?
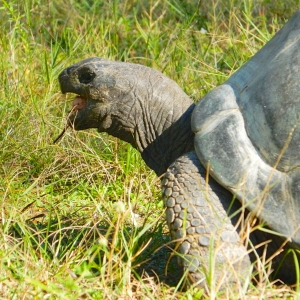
[99,68,195,176]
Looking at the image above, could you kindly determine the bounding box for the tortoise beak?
[59,67,78,94]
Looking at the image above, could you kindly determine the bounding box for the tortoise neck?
[100,66,195,175]
[104,101,195,176]
[140,104,195,176]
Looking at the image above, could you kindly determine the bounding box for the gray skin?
[58,11,300,290]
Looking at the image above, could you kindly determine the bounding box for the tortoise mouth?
[54,94,88,143]
[66,94,89,129]
[72,95,87,111]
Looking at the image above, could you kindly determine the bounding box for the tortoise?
[58,11,300,290]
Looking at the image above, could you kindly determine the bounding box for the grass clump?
[0,0,299,299]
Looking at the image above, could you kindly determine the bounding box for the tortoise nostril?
[78,70,96,84]
[66,66,76,76]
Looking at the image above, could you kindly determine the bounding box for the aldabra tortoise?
[58,11,300,290]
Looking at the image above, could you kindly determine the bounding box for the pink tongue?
[72,96,87,110]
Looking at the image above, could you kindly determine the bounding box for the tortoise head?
[58,57,138,132]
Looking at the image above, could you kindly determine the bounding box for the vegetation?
[0,0,299,298]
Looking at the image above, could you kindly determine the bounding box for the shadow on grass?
[9,212,183,288]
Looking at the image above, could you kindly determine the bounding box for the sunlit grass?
[0,0,299,298]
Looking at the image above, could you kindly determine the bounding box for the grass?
[0,0,300,298]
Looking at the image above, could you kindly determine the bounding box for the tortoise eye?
[78,68,96,84]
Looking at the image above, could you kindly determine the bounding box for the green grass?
[0,0,299,298]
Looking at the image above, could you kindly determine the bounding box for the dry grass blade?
[53,107,79,143]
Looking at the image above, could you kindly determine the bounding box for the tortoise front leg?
[162,151,251,291]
